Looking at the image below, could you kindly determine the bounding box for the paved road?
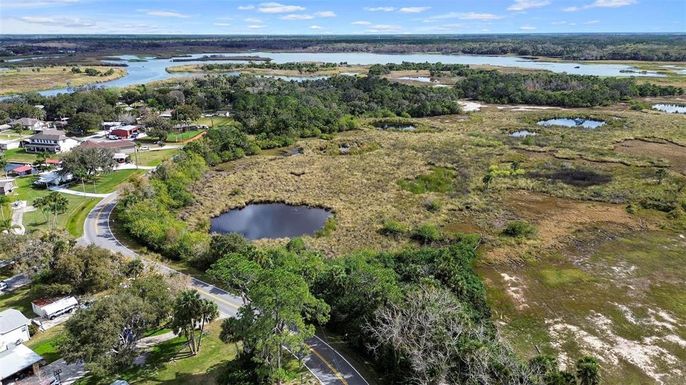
[79,193,369,385]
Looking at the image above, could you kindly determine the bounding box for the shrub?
[380,219,408,237]
[423,199,442,212]
[398,167,455,194]
[502,220,537,238]
[411,223,443,244]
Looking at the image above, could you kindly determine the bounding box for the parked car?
[107,134,119,140]
[139,145,150,151]
[0,281,7,292]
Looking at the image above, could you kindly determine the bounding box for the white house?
[32,297,78,319]
[0,309,30,352]
[23,130,79,154]
[0,139,21,151]
[10,118,47,132]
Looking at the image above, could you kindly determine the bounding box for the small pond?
[377,124,417,131]
[537,118,605,129]
[510,130,537,138]
[397,76,433,83]
[652,104,686,114]
[210,203,332,240]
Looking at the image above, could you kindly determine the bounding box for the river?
[6,52,669,97]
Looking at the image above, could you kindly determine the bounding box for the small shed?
[0,179,15,195]
[31,297,78,319]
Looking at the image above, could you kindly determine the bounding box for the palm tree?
[576,356,600,385]
[171,290,218,355]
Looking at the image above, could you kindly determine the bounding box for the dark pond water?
[537,118,605,129]
[210,203,332,240]
[652,104,686,114]
[510,130,537,137]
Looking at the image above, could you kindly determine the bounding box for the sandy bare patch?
[458,100,484,112]
[500,273,529,310]
[546,312,685,384]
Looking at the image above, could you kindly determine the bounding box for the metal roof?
[0,344,43,380]
[0,309,29,334]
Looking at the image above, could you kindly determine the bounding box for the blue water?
[210,203,332,240]
[18,51,668,97]
[652,104,686,114]
[510,130,537,137]
[537,118,605,129]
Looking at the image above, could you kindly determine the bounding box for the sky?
[0,0,684,35]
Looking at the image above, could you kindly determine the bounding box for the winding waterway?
[14,51,668,97]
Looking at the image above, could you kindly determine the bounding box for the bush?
[380,219,408,237]
[398,167,455,194]
[502,220,537,238]
[411,223,443,244]
[423,199,442,212]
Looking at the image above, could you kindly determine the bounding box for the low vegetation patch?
[398,167,456,194]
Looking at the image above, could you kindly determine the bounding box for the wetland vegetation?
[1,36,684,384]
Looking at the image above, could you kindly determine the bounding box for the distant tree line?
[3,34,684,61]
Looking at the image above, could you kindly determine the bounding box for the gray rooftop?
[30,130,68,141]
[0,309,30,334]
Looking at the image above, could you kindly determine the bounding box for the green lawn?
[13,176,100,236]
[91,169,145,194]
[134,149,179,167]
[0,287,34,316]
[26,324,64,364]
[195,116,233,128]
[4,148,39,163]
[77,322,237,385]
[167,130,204,143]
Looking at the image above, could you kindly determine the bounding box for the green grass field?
[4,148,39,163]
[167,130,204,143]
[26,325,64,364]
[0,287,33,316]
[134,149,179,167]
[195,116,233,128]
[13,176,100,236]
[77,322,238,385]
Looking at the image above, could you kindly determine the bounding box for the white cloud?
[237,5,255,10]
[248,24,265,29]
[281,14,314,20]
[314,11,336,17]
[257,2,305,13]
[364,7,396,12]
[2,0,78,9]
[214,22,231,26]
[310,25,323,29]
[520,25,537,30]
[584,19,600,24]
[244,17,263,23]
[449,12,504,21]
[508,0,550,11]
[365,24,402,33]
[565,0,636,12]
[20,15,94,27]
[399,7,431,13]
[146,10,189,18]
[352,20,371,25]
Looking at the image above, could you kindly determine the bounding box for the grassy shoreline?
[0,66,126,95]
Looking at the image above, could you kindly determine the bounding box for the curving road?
[79,193,369,385]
